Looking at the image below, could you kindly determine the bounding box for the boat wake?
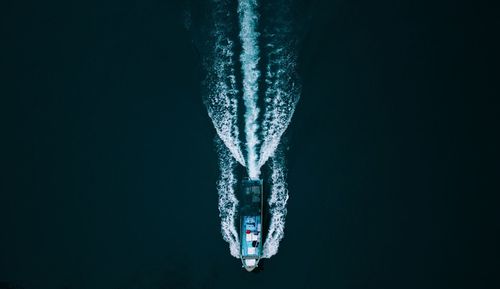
[262,147,289,258]
[202,0,245,166]
[238,0,261,180]
[201,0,300,260]
[216,139,240,258]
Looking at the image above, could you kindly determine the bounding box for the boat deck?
[240,215,262,258]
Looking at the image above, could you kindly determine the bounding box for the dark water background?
[0,0,498,288]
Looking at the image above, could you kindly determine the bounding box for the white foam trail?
[204,0,246,166]
[238,0,261,179]
[260,1,299,258]
[258,2,300,169]
[216,138,240,258]
[263,149,289,258]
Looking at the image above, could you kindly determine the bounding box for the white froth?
[204,0,245,166]
[263,151,289,258]
[216,140,240,258]
[238,0,261,179]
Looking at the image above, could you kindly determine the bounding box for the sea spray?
[263,146,289,258]
[204,0,243,258]
[258,0,300,169]
[204,0,245,166]
[216,138,240,258]
[238,0,261,179]
[259,0,300,257]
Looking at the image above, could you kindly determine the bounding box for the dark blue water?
[0,0,498,289]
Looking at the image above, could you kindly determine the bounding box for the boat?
[239,178,264,272]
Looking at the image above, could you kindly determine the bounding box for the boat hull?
[239,178,263,271]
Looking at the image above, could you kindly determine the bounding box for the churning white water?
[238,0,261,180]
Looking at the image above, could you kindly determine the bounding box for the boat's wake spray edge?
[216,139,240,258]
[263,147,289,258]
[203,0,245,167]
